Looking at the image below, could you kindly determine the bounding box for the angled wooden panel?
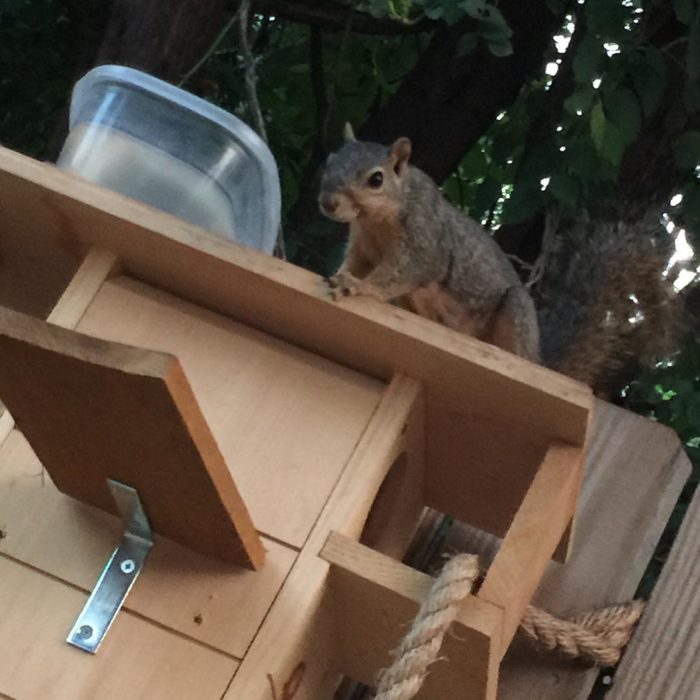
[0,307,264,568]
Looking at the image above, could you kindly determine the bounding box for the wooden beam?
[477,443,584,658]
[0,148,592,456]
[0,308,264,568]
[321,532,502,699]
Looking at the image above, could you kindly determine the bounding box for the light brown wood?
[444,400,691,700]
[0,165,81,319]
[225,375,421,699]
[0,307,264,568]
[0,246,118,449]
[0,555,238,700]
[0,148,591,462]
[321,532,502,699]
[477,443,584,658]
[610,471,700,700]
[46,247,119,327]
[0,430,296,657]
[76,276,385,548]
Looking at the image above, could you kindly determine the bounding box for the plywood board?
[0,307,264,568]
[0,147,592,458]
[443,400,691,700]
[322,532,502,699]
[0,555,237,700]
[77,276,385,548]
[609,473,700,700]
[0,247,118,450]
[225,375,421,700]
[477,443,583,658]
[0,430,296,657]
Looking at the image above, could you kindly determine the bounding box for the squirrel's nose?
[320,193,338,214]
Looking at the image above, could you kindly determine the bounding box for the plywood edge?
[164,361,266,567]
[477,442,584,658]
[0,306,174,379]
[46,247,120,328]
[0,147,592,448]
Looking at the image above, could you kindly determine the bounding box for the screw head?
[78,625,93,640]
[120,559,136,574]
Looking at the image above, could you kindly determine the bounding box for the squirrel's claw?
[327,271,361,300]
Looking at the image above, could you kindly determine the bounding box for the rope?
[373,555,645,700]
[374,554,480,700]
[520,600,646,667]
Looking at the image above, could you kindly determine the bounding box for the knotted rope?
[374,555,645,700]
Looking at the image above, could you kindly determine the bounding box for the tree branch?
[252,0,436,35]
[359,0,565,183]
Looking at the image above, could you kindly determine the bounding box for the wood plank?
[0,430,296,658]
[477,443,584,658]
[0,165,81,318]
[0,148,592,458]
[321,532,502,699]
[0,247,118,450]
[225,375,421,700]
[0,556,237,700]
[76,276,384,548]
[0,307,264,568]
[46,247,119,327]
[609,478,700,700]
[442,400,690,700]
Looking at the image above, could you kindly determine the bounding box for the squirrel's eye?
[367,171,384,189]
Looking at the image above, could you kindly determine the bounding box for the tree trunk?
[95,0,228,83]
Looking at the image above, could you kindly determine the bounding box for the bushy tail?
[536,211,687,396]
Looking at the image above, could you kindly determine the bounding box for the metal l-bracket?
[67,479,153,653]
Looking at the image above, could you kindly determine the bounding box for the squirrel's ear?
[343,122,356,142]
[390,137,412,175]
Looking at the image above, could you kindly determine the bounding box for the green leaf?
[487,37,513,57]
[673,131,700,169]
[601,120,625,166]
[688,20,700,79]
[684,80,700,111]
[673,0,695,24]
[604,87,642,144]
[573,35,604,83]
[631,47,666,117]
[590,102,606,151]
[501,184,543,224]
[479,7,513,40]
[681,184,700,226]
[456,32,479,57]
[549,173,581,209]
[564,88,595,115]
[423,5,445,19]
[586,0,629,37]
[461,0,487,19]
[474,177,503,213]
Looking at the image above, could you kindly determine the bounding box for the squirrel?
[318,130,683,395]
[318,132,540,361]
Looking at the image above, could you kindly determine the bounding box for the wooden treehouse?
[0,145,692,700]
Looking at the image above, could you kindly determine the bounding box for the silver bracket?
[67,479,153,653]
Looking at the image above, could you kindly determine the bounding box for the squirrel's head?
[318,137,412,224]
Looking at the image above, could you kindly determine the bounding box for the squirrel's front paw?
[327,271,361,300]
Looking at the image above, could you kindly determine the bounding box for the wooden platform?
[0,146,692,700]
